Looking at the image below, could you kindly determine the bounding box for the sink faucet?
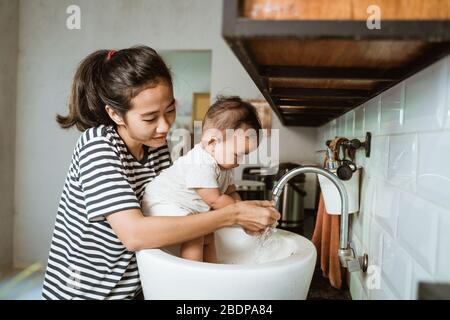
[272,165,368,272]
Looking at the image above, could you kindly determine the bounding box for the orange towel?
[312,193,343,289]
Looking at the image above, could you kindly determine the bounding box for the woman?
[41,46,280,300]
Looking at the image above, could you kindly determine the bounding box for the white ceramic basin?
[136,226,316,300]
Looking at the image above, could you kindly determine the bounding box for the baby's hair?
[202,96,262,141]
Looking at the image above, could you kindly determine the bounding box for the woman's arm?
[106,200,279,251]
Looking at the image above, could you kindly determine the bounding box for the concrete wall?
[0,0,19,269]
[160,50,212,130]
[317,56,450,299]
[13,0,318,267]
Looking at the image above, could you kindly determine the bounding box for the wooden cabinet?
[192,92,210,125]
[241,0,450,20]
[223,0,450,126]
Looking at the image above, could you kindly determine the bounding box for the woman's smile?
[152,135,167,143]
[153,134,167,140]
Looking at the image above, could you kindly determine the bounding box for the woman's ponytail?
[57,50,110,131]
[57,46,172,131]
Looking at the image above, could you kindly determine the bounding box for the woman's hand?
[233,200,280,235]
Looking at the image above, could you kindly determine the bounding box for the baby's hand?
[234,201,281,234]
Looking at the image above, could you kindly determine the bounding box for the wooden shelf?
[222,0,450,127]
[241,0,450,20]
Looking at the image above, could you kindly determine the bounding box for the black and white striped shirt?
[42,125,171,300]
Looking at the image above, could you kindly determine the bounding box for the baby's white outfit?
[142,143,234,216]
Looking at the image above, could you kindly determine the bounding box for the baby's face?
[211,127,259,170]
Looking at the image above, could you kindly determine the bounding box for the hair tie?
[107,50,116,61]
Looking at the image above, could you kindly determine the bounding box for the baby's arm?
[194,188,237,210]
[225,184,241,202]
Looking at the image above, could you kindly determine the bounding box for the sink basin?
[136,226,316,300]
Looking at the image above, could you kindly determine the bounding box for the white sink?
[136,226,316,300]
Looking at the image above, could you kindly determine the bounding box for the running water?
[254,222,279,263]
[254,197,278,249]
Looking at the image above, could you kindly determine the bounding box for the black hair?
[56,45,172,131]
[203,96,262,141]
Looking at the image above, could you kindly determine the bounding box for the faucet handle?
[349,242,362,271]
[346,257,362,272]
[339,243,361,271]
[340,242,368,272]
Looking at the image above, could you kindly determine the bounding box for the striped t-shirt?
[42,125,171,300]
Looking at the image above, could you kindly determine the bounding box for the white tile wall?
[387,134,417,191]
[328,119,337,139]
[436,212,450,282]
[364,97,381,135]
[417,131,450,210]
[380,82,405,135]
[373,180,399,237]
[381,231,413,299]
[352,200,371,252]
[368,218,383,269]
[403,59,447,132]
[365,136,389,179]
[354,106,365,138]
[445,57,450,129]
[369,278,399,300]
[317,55,450,300]
[337,116,346,136]
[411,260,433,300]
[345,110,355,137]
[397,192,439,274]
[353,174,374,250]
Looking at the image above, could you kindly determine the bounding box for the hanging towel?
[312,193,343,289]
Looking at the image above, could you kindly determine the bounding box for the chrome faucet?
[272,165,368,272]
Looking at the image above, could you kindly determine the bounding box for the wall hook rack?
[326,132,371,159]
[342,132,371,158]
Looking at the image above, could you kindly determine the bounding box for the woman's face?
[124,80,176,147]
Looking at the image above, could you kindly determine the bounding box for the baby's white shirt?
[142,143,234,214]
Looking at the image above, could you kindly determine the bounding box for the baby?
[142,96,262,263]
